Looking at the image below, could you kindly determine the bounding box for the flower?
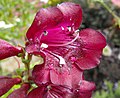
[25,2,106,98]
[0,76,21,97]
[0,39,23,60]
[26,2,106,70]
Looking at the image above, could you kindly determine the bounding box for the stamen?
[44,50,66,66]
[35,31,48,50]
[48,30,79,47]
[51,52,66,65]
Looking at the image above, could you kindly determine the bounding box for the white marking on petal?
[68,26,72,32]
[61,26,65,30]
[41,43,48,48]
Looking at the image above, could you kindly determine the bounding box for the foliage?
[93,81,120,98]
[0,0,40,40]
[47,0,69,6]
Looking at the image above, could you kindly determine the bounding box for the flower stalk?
[93,0,120,27]
[21,50,32,82]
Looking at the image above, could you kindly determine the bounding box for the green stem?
[95,0,120,27]
[21,50,32,82]
[100,2,119,20]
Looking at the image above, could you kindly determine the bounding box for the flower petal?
[57,2,82,29]
[32,64,50,85]
[71,65,83,89]
[7,83,30,98]
[79,80,96,92]
[0,39,23,60]
[50,64,83,89]
[27,84,71,98]
[50,65,72,88]
[37,27,73,45]
[79,28,106,50]
[27,87,44,98]
[26,7,63,40]
[0,77,21,96]
[73,80,96,98]
[76,49,102,70]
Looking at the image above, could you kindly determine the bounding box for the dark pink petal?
[27,84,72,98]
[57,2,82,29]
[79,28,106,50]
[36,27,73,45]
[7,83,30,98]
[79,80,96,92]
[71,65,83,89]
[25,44,39,54]
[73,80,96,98]
[26,7,63,40]
[50,65,72,88]
[27,86,44,98]
[0,77,21,96]
[50,64,83,89]
[0,39,23,60]
[75,49,102,70]
[32,64,50,85]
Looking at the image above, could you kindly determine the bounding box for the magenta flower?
[26,2,106,70]
[0,2,106,98]
[0,76,21,96]
[0,39,23,60]
[25,2,106,98]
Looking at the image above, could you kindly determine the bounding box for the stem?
[26,54,32,81]
[21,49,32,82]
[100,2,119,19]
[95,0,120,27]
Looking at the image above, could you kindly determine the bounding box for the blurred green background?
[0,0,120,98]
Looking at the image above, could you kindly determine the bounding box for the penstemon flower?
[26,2,106,98]
[0,2,106,98]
